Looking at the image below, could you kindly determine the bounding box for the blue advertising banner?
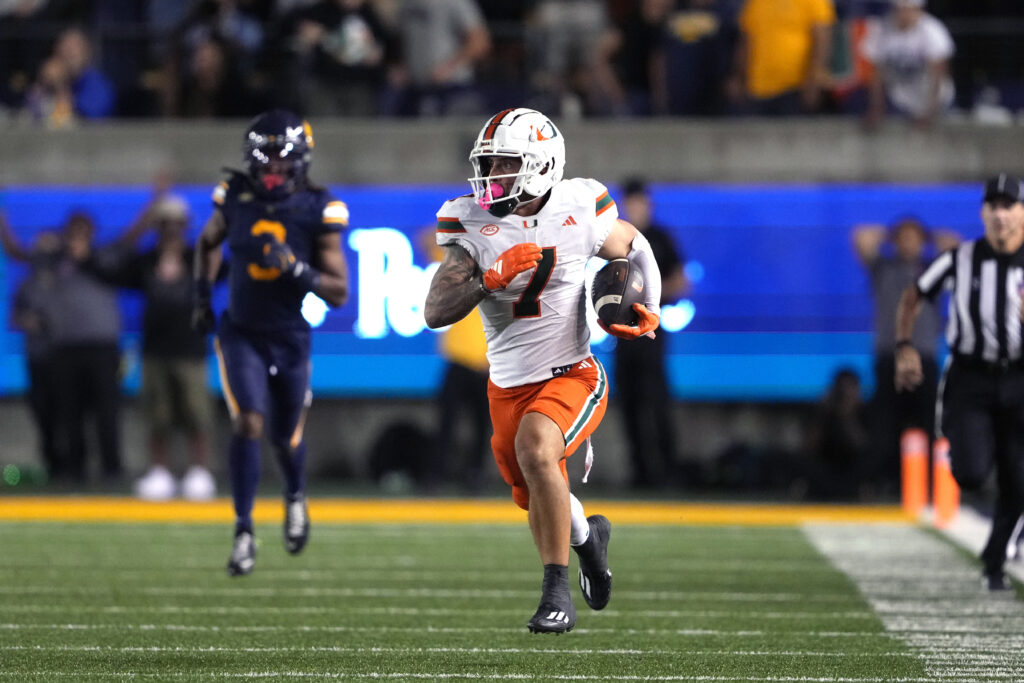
[0,183,979,400]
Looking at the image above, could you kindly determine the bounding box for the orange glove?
[599,303,659,340]
[482,242,542,292]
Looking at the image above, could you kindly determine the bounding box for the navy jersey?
[212,171,349,331]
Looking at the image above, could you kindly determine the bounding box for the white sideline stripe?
[0,623,892,637]
[0,674,969,682]
[0,585,858,602]
[804,523,1024,681]
[0,606,875,619]
[0,645,916,657]
[935,505,1024,586]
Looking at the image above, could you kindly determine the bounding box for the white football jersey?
[436,178,617,388]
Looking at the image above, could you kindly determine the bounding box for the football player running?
[193,110,349,576]
[424,108,662,633]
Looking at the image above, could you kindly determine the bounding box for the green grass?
[0,521,929,682]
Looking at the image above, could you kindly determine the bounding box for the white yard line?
[804,523,1024,682]
[0,644,916,657]
[0,605,875,619]
[0,559,836,577]
[0,585,859,603]
[0,622,893,637]
[0,673,979,682]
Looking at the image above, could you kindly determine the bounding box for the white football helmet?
[468,108,566,217]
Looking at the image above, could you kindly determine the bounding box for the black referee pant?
[941,358,1024,575]
[432,360,490,491]
[52,342,123,482]
[873,351,938,490]
[614,333,678,488]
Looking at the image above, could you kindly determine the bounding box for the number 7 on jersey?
[513,247,556,318]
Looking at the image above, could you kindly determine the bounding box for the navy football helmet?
[244,109,313,198]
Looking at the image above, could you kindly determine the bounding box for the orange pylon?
[900,428,929,517]
[932,437,960,528]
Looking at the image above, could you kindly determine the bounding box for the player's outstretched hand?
[261,241,297,272]
[482,243,542,292]
[600,303,659,340]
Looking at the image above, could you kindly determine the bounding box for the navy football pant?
[216,319,311,534]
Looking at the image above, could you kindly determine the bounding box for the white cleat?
[181,465,216,501]
[134,465,176,501]
[284,496,310,555]
[227,532,256,576]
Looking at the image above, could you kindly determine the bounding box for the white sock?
[569,493,589,546]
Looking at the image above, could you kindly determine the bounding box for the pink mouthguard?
[477,182,504,210]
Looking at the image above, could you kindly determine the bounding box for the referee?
[895,173,1024,590]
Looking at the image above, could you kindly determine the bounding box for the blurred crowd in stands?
[1,0,1022,126]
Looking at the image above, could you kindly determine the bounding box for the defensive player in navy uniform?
[193,110,349,576]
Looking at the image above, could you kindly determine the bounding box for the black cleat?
[227,531,256,577]
[284,495,310,555]
[527,564,576,634]
[527,600,576,634]
[982,570,1012,592]
[575,514,612,610]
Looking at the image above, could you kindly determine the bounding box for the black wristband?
[291,261,320,293]
[194,278,211,302]
[895,340,913,351]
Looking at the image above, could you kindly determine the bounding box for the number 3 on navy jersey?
[247,219,288,281]
[513,247,556,318]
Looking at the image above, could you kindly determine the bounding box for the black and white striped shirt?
[917,239,1024,363]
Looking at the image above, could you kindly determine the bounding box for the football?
[591,258,645,327]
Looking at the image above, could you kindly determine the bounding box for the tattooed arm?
[424,244,487,329]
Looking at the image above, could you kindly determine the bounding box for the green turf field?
[0,520,951,682]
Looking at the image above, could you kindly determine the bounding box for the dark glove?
[191,279,215,333]
[260,240,297,271]
[260,241,320,292]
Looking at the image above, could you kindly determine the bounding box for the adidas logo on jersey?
[561,216,577,227]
